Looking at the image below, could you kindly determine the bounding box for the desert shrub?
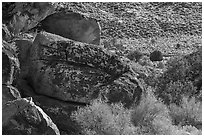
[155,50,202,104]
[169,96,202,129]
[138,55,153,66]
[159,80,198,105]
[131,87,178,135]
[184,50,202,91]
[71,99,137,135]
[126,50,143,62]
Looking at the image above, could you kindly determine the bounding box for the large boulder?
[2,97,60,135]
[40,11,101,45]
[21,32,142,107]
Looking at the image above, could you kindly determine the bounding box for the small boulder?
[150,50,163,62]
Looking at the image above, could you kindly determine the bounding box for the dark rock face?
[150,50,163,61]
[40,11,101,45]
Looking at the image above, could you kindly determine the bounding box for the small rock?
[150,50,163,62]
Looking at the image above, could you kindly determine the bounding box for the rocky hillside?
[2,2,202,135]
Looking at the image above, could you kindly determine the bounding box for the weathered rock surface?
[40,11,101,45]
[2,97,60,135]
[2,2,55,34]
[25,31,140,106]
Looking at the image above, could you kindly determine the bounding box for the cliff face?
[2,2,143,135]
